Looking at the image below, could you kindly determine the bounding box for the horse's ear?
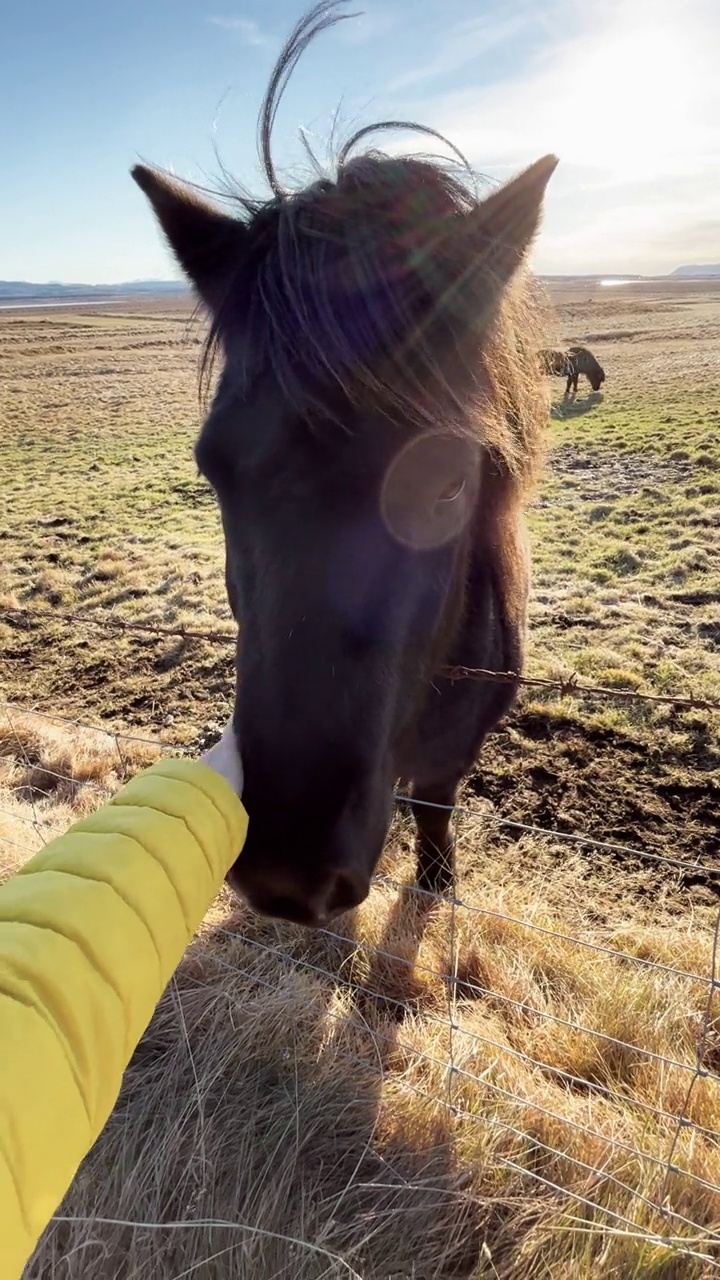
[131,165,246,311]
[468,154,558,290]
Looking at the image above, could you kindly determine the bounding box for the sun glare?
[548,4,709,180]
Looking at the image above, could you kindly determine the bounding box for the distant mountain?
[0,279,189,301]
[670,264,720,278]
[5,267,718,304]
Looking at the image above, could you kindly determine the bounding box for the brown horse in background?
[540,345,605,397]
[133,0,556,927]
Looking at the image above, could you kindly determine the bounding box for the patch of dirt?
[468,705,720,916]
[169,479,214,506]
[549,444,694,495]
[0,615,235,742]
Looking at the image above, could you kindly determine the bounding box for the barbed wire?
[2,604,235,644]
[4,604,719,713]
[441,663,720,714]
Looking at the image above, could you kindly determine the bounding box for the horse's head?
[589,364,605,392]
[134,3,556,926]
[540,349,569,377]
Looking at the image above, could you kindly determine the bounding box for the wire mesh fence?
[2,696,720,1269]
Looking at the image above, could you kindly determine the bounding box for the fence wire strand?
[3,705,49,848]
[395,794,719,879]
[446,804,460,1115]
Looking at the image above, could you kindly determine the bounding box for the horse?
[133,0,557,928]
[540,345,605,397]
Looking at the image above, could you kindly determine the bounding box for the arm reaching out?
[0,737,247,1279]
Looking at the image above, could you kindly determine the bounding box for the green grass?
[528,393,720,722]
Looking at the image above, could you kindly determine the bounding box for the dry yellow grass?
[2,709,719,1278]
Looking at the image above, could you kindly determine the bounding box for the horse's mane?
[201,0,548,497]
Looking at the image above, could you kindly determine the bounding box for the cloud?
[207,15,266,45]
[386,11,535,92]
[536,195,720,275]
[389,0,720,273]
[414,0,718,174]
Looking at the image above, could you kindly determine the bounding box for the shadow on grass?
[551,391,604,420]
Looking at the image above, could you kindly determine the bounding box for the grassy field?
[1,282,720,1277]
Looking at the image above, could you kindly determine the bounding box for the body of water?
[0,296,137,311]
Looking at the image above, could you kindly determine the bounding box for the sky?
[2,0,717,282]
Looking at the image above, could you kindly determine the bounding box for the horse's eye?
[437,477,466,503]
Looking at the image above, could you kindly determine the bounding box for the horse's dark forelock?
[199,0,547,490]
[204,157,500,423]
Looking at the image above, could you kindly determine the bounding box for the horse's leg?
[406,549,526,897]
[413,777,461,894]
[564,372,572,399]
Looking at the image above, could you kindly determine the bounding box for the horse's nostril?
[327,873,366,914]
[247,874,368,927]
[260,895,320,926]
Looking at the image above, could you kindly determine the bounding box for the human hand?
[200,718,244,797]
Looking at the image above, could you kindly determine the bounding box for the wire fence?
[5,603,720,714]
[2,698,720,1269]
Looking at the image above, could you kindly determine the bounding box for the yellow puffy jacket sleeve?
[0,756,248,1280]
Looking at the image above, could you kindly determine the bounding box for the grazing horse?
[133,1,556,927]
[540,345,605,397]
